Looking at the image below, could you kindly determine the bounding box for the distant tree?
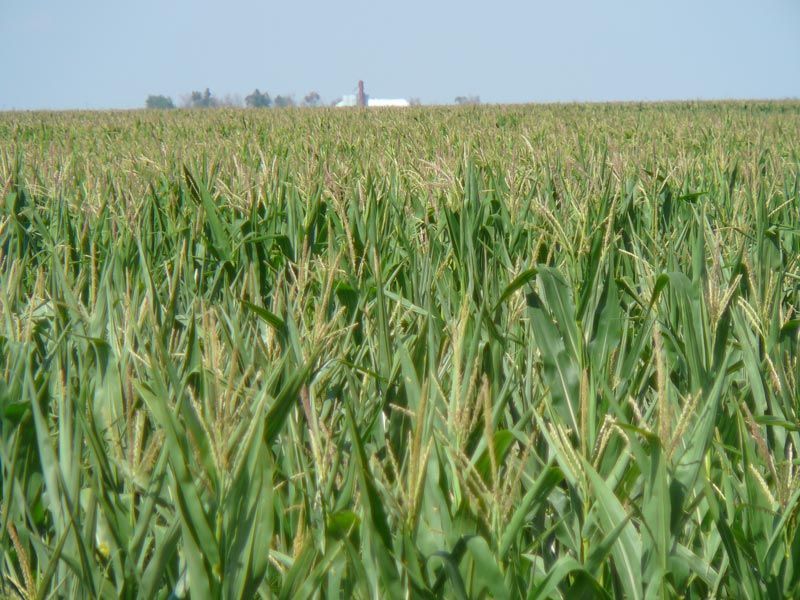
[408,97,422,106]
[454,95,480,105]
[145,95,175,109]
[302,91,322,107]
[218,93,243,108]
[245,89,272,108]
[189,88,216,108]
[273,95,295,108]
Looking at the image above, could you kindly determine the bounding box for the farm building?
[335,81,410,108]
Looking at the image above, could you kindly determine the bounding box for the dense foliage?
[145,95,176,110]
[1,103,799,598]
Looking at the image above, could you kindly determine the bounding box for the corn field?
[1,103,799,598]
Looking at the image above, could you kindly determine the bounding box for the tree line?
[146,88,479,109]
[145,88,323,109]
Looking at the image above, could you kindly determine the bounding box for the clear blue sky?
[1,0,799,109]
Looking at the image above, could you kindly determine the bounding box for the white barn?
[367,98,410,108]
[334,95,410,108]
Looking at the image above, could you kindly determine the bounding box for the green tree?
[245,89,272,108]
[189,88,216,108]
[273,95,295,108]
[455,95,480,105]
[145,95,175,109]
[302,91,322,107]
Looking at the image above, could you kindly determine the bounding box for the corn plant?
[1,102,799,598]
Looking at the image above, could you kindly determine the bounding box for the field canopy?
[1,102,799,598]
